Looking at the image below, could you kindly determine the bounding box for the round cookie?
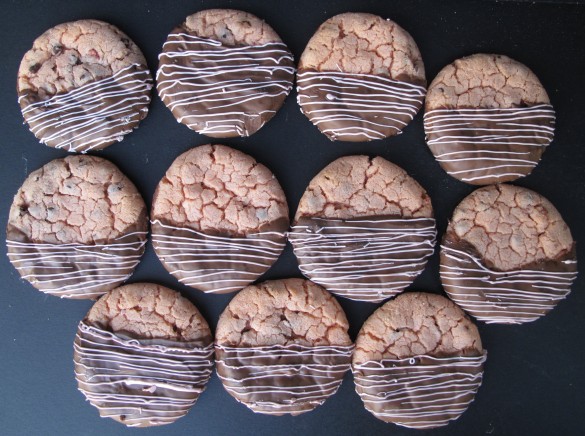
[288,155,436,302]
[18,20,152,152]
[151,144,289,294]
[297,13,426,142]
[215,278,353,415]
[441,184,577,324]
[157,9,295,137]
[353,292,486,429]
[424,54,555,184]
[6,155,147,299]
[74,283,214,427]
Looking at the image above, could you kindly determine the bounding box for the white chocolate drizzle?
[215,343,354,415]
[296,70,426,141]
[157,34,295,136]
[74,321,214,427]
[288,217,436,302]
[19,64,152,152]
[6,231,147,299]
[424,105,555,183]
[353,352,487,429]
[151,220,286,294]
[441,245,577,324]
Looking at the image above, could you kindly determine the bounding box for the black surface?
[0,1,584,435]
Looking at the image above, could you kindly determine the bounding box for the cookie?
[297,13,426,142]
[6,155,147,299]
[17,20,152,152]
[151,144,289,294]
[441,184,577,324]
[157,9,295,137]
[74,283,214,427]
[353,292,486,429]
[288,156,436,302]
[215,278,353,415]
[424,54,555,184]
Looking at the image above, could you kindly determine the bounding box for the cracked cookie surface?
[426,54,549,110]
[8,155,147,244]
[299,12,424,81]
[295,155,432,220]
[86,283,211,342]
[152,144,288,235]
[18,19,146,97]
[354,292,482,364]
[447,184,573,271]
[215,278,351,347]
[182,9,282,46]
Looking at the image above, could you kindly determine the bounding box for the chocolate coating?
[151,218,287,294]
[157,11,295,138]
[288,216,436,302]
[297,70,425,141]
[215,343,353,415]
[424,105,555,184]
[6,228,146,299]
[441,231,578,324]
[353,354,486,429]
[74,322,214,427]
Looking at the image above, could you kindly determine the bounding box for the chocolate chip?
[29,63,41,74]
[52,44,63,55]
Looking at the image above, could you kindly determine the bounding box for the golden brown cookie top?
[447,184,574,271]
[354,292,482,364]
[295,155,432,221]
[18,19,147,97]
[86,283,211,343]
[7,155,146,245]
[181,9,282,46]
[426,53,549,110]
[299,12,425,84]
[151,144,289,235]
[215,278,352,347]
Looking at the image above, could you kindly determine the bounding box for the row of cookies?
[74,280,485,429]
[7,146,577,324]
[17,12,555,185]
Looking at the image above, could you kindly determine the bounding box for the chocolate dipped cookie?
[151,144,289,294]
[6,155,147,299]
[157,9,295,137]
[353,292,486,429]
[215,278,353,415]
[424,54,555,184]
[288,156,436,302]
[74,283,214,427]
[297,13,426,142]
[441,184,577,324]
[18,20,152,152]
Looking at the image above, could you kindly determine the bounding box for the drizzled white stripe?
[157,34,294,136]
[151,220,285,293]
[441,245,577,324]
[353,353,486,429]
[20,64,152,152]
[424,105,555,182]
[289,218,436,302]
[216,343,354,415]
[297,71,426,140]
[7,232,147,298]
[75,322,214,427]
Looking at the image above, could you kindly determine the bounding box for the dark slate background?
[0,1,584,435]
